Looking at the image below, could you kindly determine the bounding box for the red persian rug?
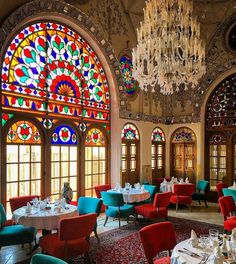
[70,217,223,264]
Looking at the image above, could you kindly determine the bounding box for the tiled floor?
[0,201,223,264]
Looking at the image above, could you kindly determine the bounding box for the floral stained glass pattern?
[120,55,137,96]
[85,128,105,146]
[7,121,41,144]
[172,128,195,143]
[152,127,165,142]
[2,113,14,126]
[51,125,77,145]
[1,22,110,123]
[122,124,139,140]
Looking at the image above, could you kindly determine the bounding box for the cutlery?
[183,247,202,257]
[178,249,199,258]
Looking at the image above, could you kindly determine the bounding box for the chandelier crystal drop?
[132,0,206,95]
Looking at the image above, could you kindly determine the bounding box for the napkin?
[134,183,141,189]
[114,183,121,191]
[179,178,184,183]
[171,176,175,182]
[189,229,198,247]
[208,246,224,264]
[233,181,236,188]
[185,177,189,183]
[25,202,32,214]
[163,178,167,183]
[231,228,236,244]
[141,185,146,192]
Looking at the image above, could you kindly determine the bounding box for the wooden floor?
[0,202,223,264]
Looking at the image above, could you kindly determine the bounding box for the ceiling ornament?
[132,0,206,95]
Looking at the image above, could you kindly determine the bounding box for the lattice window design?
[1,22,110,123]
[206,74,236,129]
[152,127,165,142]
[122,124,139,141]
[51,125,77,145]
[85,128,105,146]
[209,134,227,145]
[119,55,137,97]
[172,127,195,143]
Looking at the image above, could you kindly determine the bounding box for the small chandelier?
[132,0,206,95]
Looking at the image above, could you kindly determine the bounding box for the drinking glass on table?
[199,235,210,256]
[209,229,219,246]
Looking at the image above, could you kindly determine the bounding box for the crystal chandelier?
[132,0,206,95]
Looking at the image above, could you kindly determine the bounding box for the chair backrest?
[30,254,68,264]
[78,196,102,216]
[94,184,111,198]
[222,188,236,203]
[197,180,209,193]
[216,183,228,198]
[144,185,158,201]
[139,221,176,263]
[9,195,40,213]
[59,213,97,241]
[154,178,164,188]
[219,196,236,218]
[153,192,172,208]
[101,192,124,207]
[0,204,7,226]
[172,184,195,196]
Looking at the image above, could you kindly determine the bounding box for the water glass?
[209,229,219,246]
[200,235,210,256]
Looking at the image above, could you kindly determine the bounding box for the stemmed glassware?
[199,235,210,257]
[209,229,219,247]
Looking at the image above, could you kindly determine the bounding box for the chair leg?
[198,200,201,205]
[218,207,220,212]
[27,243,32,255]
[119,216,121,229]
[127,216,129,224]
[187,204,192,212]
[204,199,208,208]
[22,244,24,248]
[94,228,100,242]
[104,216,108,226]
[176,202,178,213]
[85,252,92,264]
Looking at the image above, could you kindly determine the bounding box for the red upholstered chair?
[139,221,176,264]
[170,184,195,212]
[216,183,228,212]
[94,184,111,212]
[135,192,172,220]
[218,196,236,232]
[39,213,97,261]
[9,195,40,213]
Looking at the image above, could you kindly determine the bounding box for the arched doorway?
[171,127,196,183]
[121,123,140,185]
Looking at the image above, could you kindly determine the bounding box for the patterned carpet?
[70,217,223,264]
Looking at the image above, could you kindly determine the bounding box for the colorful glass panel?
[152,127,165,142]
[7,121,41,144]
[1,22,110,123]
[51,125,77,145]
[85,128,105,146]
[209,134,226,145]
[172,128,195,143]
[2,113,14,126]
[122,124,139,140]
[120,55,137,96]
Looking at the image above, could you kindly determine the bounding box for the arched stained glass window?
[172,128,196,143]
[1,22,110,123]
[120,55,137,97]
[122,123,139,140]
[151,128,165,179]
[51,125,77,145]
[85,128,106,197]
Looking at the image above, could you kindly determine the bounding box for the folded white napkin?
[185,177,189,183]
[114,183,121,191]
[141,185,146,192]
[134,183,141,189]
[163,178,167,183]
[208,246,224,264]
[25,202,32,214]
[233,181,236,188]
[179,178,184,183]
[189,230,198,247]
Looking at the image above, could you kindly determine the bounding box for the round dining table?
[12,204,78,230]
[108,188,150,203]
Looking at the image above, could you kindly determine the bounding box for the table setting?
[160,177,190,193]
[171,228,236,264]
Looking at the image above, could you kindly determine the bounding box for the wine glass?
[200,235,210,256]
[209,229,219,247]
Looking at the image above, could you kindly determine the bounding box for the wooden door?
[152,143,165,180]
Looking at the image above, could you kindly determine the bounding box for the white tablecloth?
[228,186,236,190]
[13,204,78,230]
[108,189,150,203]
[160,182,174,193]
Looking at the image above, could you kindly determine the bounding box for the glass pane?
[7,164,18,182]
[51,179,59,194]
[19,181,30,196]
[51,162,60,178]
[70,162,77,176]
[7,182,18,200]
[122,160,127,172]
[100,147,105,159]
[99,161,105,173]
[210,157,217,168]
[92,174,99,187]
[51,146,60,161]
[92,161,99,174]
[157,159,162,168]
[31,180,41,195]
[152,145,155,155]
[31,146,41,162]
[85,147,92,160]
[61,146,69,161]
[219,157,226,168]
[19,163,30,181]
[131,160,136,170]
[85,176,92,189]
[70,147,77,161]
[85,161,92,175]
[19,145,30,162]
[7,145,18,163]
[85,189,92,197]
[219,145,226,156]
[210,145,217,156]
[93,147,99,160]
[122,144,127,155]
[70,177,77,192]
[152,159,155,168]
[100,174,105,185]
[61,162,69,176]
[131,144,136,155]
[31,163,41,180]
[186,159,193,168]
[158,145,163,154]
[186,146,193,155]
[210,169,217,178]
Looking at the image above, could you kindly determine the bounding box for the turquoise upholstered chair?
[192,180,209,207]
[142,184,158,203]
[0,204,36,253]
[30,254,68,264]
[77,196,102,241]
[223,188,236,203]
[101,192,135,228]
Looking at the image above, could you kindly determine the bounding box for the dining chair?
[135,192,172,221]
[9,195,40,213]
[142,184,158,203]
[30,254,68,264]
[139,221,176,264]
[77,196,102,241]
[218,196,236,232]
[94,184,111,212]
[216,182,228,212]
[0,204,36,254]
[39,213,97,262]
[170,184,195,212]
[192,180,209,207]
[222,188,236,203]
[101,192,135,228]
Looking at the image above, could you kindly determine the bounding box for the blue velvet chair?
[30,254,68,264]
[222,188,236,203]
[77,196,102,241]
[101,192,135,228]
[192,180,209,207]
[0,204,36,253]
[142,184,158,204]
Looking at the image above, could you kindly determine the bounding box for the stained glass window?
[85,128,105,146]
[1,22,110,123]
[7,121,41,144]
[152,127,165,142]
[51,125,77,145]
[2,113,14,126]
[120,55,137,97]
[172,127,196,143]
[122,123,139,140]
